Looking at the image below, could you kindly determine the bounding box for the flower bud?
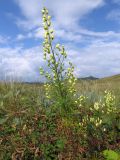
[42,9,45,14]
[44,26,48,30]
[51,35,54,40]
[56,43,60,49]
[48,16,51,20]
[48,22,51,27]
[50,29,54,34]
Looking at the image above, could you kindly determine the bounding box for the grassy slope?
[0,74,120,107]
[76,74,120,102]
[77,74,120,88]
[99,74,120,82]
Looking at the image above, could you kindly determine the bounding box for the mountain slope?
[99,74,120,82]
[78,76,99,81]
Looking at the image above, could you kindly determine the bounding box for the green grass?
[77,74,120,102]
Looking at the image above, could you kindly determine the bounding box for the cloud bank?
[1,39,120,81]
[0,0,120,81]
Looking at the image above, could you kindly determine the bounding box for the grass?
[77,75,120,103]
[0,75,120,159]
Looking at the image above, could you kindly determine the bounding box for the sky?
[0,0,120,81]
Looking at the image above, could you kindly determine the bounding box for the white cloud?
[16,32,33,41]
[16,34,25,40]
[0,46,44,81]
[14,0,120,43]
[34,27,82,41]
[1,39,120,81]
[44,0,104,27]
[66,40,120,78]
[77,28,120,38]
[15,0,104,29]
[1,0,119,81]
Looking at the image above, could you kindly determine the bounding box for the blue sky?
[0,0,120,81]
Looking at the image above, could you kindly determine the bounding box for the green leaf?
[56,139,65,151]
[103,150,120,160]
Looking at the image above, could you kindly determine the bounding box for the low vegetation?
[0,7,120,160]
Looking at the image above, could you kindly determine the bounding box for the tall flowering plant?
[40,8,77,113]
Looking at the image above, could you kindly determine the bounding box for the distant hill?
[78,76,99,81]
[1,74,120,84]
[78,74,120,82]
[99,74,120,82]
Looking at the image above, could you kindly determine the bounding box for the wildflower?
[69,79,72,83]
[23,124,27,130]
[56,43,60,49]
[103,128,106,131]
[42,9,45,14]
[95,123,99,127]
[99,119,102,124]
[40,68,44,75]
[12,124,16,129]
[90,117,94,122]
[51,35,54,40]
[43,18,46,22]
[48,16,51,20]
[75,101,78,104]
[48,22,51,26]
[94,102,99,110]
[40,7,78,106]
[50,29,54,34]
[44,26,48,30]
[90,107,93,111]
[46,96,50,99]
[29,129,32,133]
[102,110,104,113]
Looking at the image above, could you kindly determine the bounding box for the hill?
[77,74,120,99]
[78,76,99,81]
[78,74,120,82]
[99,74,120,82]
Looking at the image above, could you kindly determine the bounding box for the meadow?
[0,7,120,160]
[0,78,120,159]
